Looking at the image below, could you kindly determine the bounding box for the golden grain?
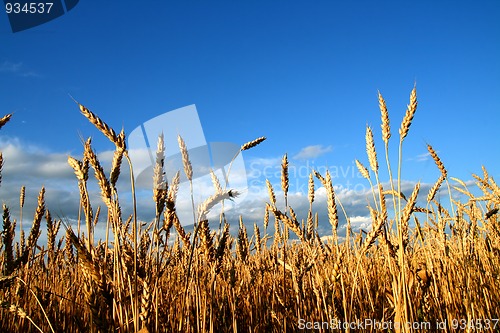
[427,144,447,178]
[366,126,378,173]
[399,86,418,141]
[378,91,391,144]
[0,90,497,333]
[355,159,370,180]
[0,113,12,130]
[177,135,193,181]
[241,136,266,151]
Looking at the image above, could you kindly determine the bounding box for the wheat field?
[1,88,499,332]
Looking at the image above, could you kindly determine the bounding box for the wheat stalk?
[153,134,167,218]
[241,136,266,151]
[426,144,447,178]
[400,182,420,249]
[78,103,122,147]
[84,141,113,210]
[366,126,378,174]
[308,173,315,205]
[399,85,418,141]
[198,219,215,261]
[0,153,3,187]
[19,185,25,208]
[355,159,370,180]
[266,180,277,206]
[378,91,391,144]
[110,130,126,186]
[1,302,44,332]
[254,223,262,253]
[19,187,45,266]
[0,113,12,130]
[210,169,223,193]
[281,154,289,198]
[313,169,326,186]
[427,174,445,203]
[215,222,229,274]
[268,206,305,242]
[198,190,239,221]
[325,171,338,241]
[263,205,270,230]
[237,217,249,262]
[2,204,14,275]
[177,135,193,181]
[306,210,314,241]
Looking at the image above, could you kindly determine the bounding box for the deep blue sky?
[0,1,499,232]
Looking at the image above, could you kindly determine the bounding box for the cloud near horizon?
[1,135,459,244]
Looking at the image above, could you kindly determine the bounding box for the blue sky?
[1,1,499,236]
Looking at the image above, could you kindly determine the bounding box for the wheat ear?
[325,171,338,242]
[378,91,391,144]
[78,103,123,146]
[399,85,418,141]
[400,182,420,249]
[266,180,277,206]
[426,144,447,178]
[177,135,193,181]
[366,126,378,174]
[241,136,266,151]
[0,113,12,129]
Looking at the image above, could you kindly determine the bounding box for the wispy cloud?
[407,152,444,162]
[0,61,40,77]
[0,61,23,72]
[293,145,332,160]
[408,152,431,162]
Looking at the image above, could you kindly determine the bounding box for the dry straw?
[2,88,499,332]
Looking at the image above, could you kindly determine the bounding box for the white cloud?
[0,61,40,77]
[408,152,431,162]
[349,216,372,231]
[293,145,332,160]
[0,61,22,72]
